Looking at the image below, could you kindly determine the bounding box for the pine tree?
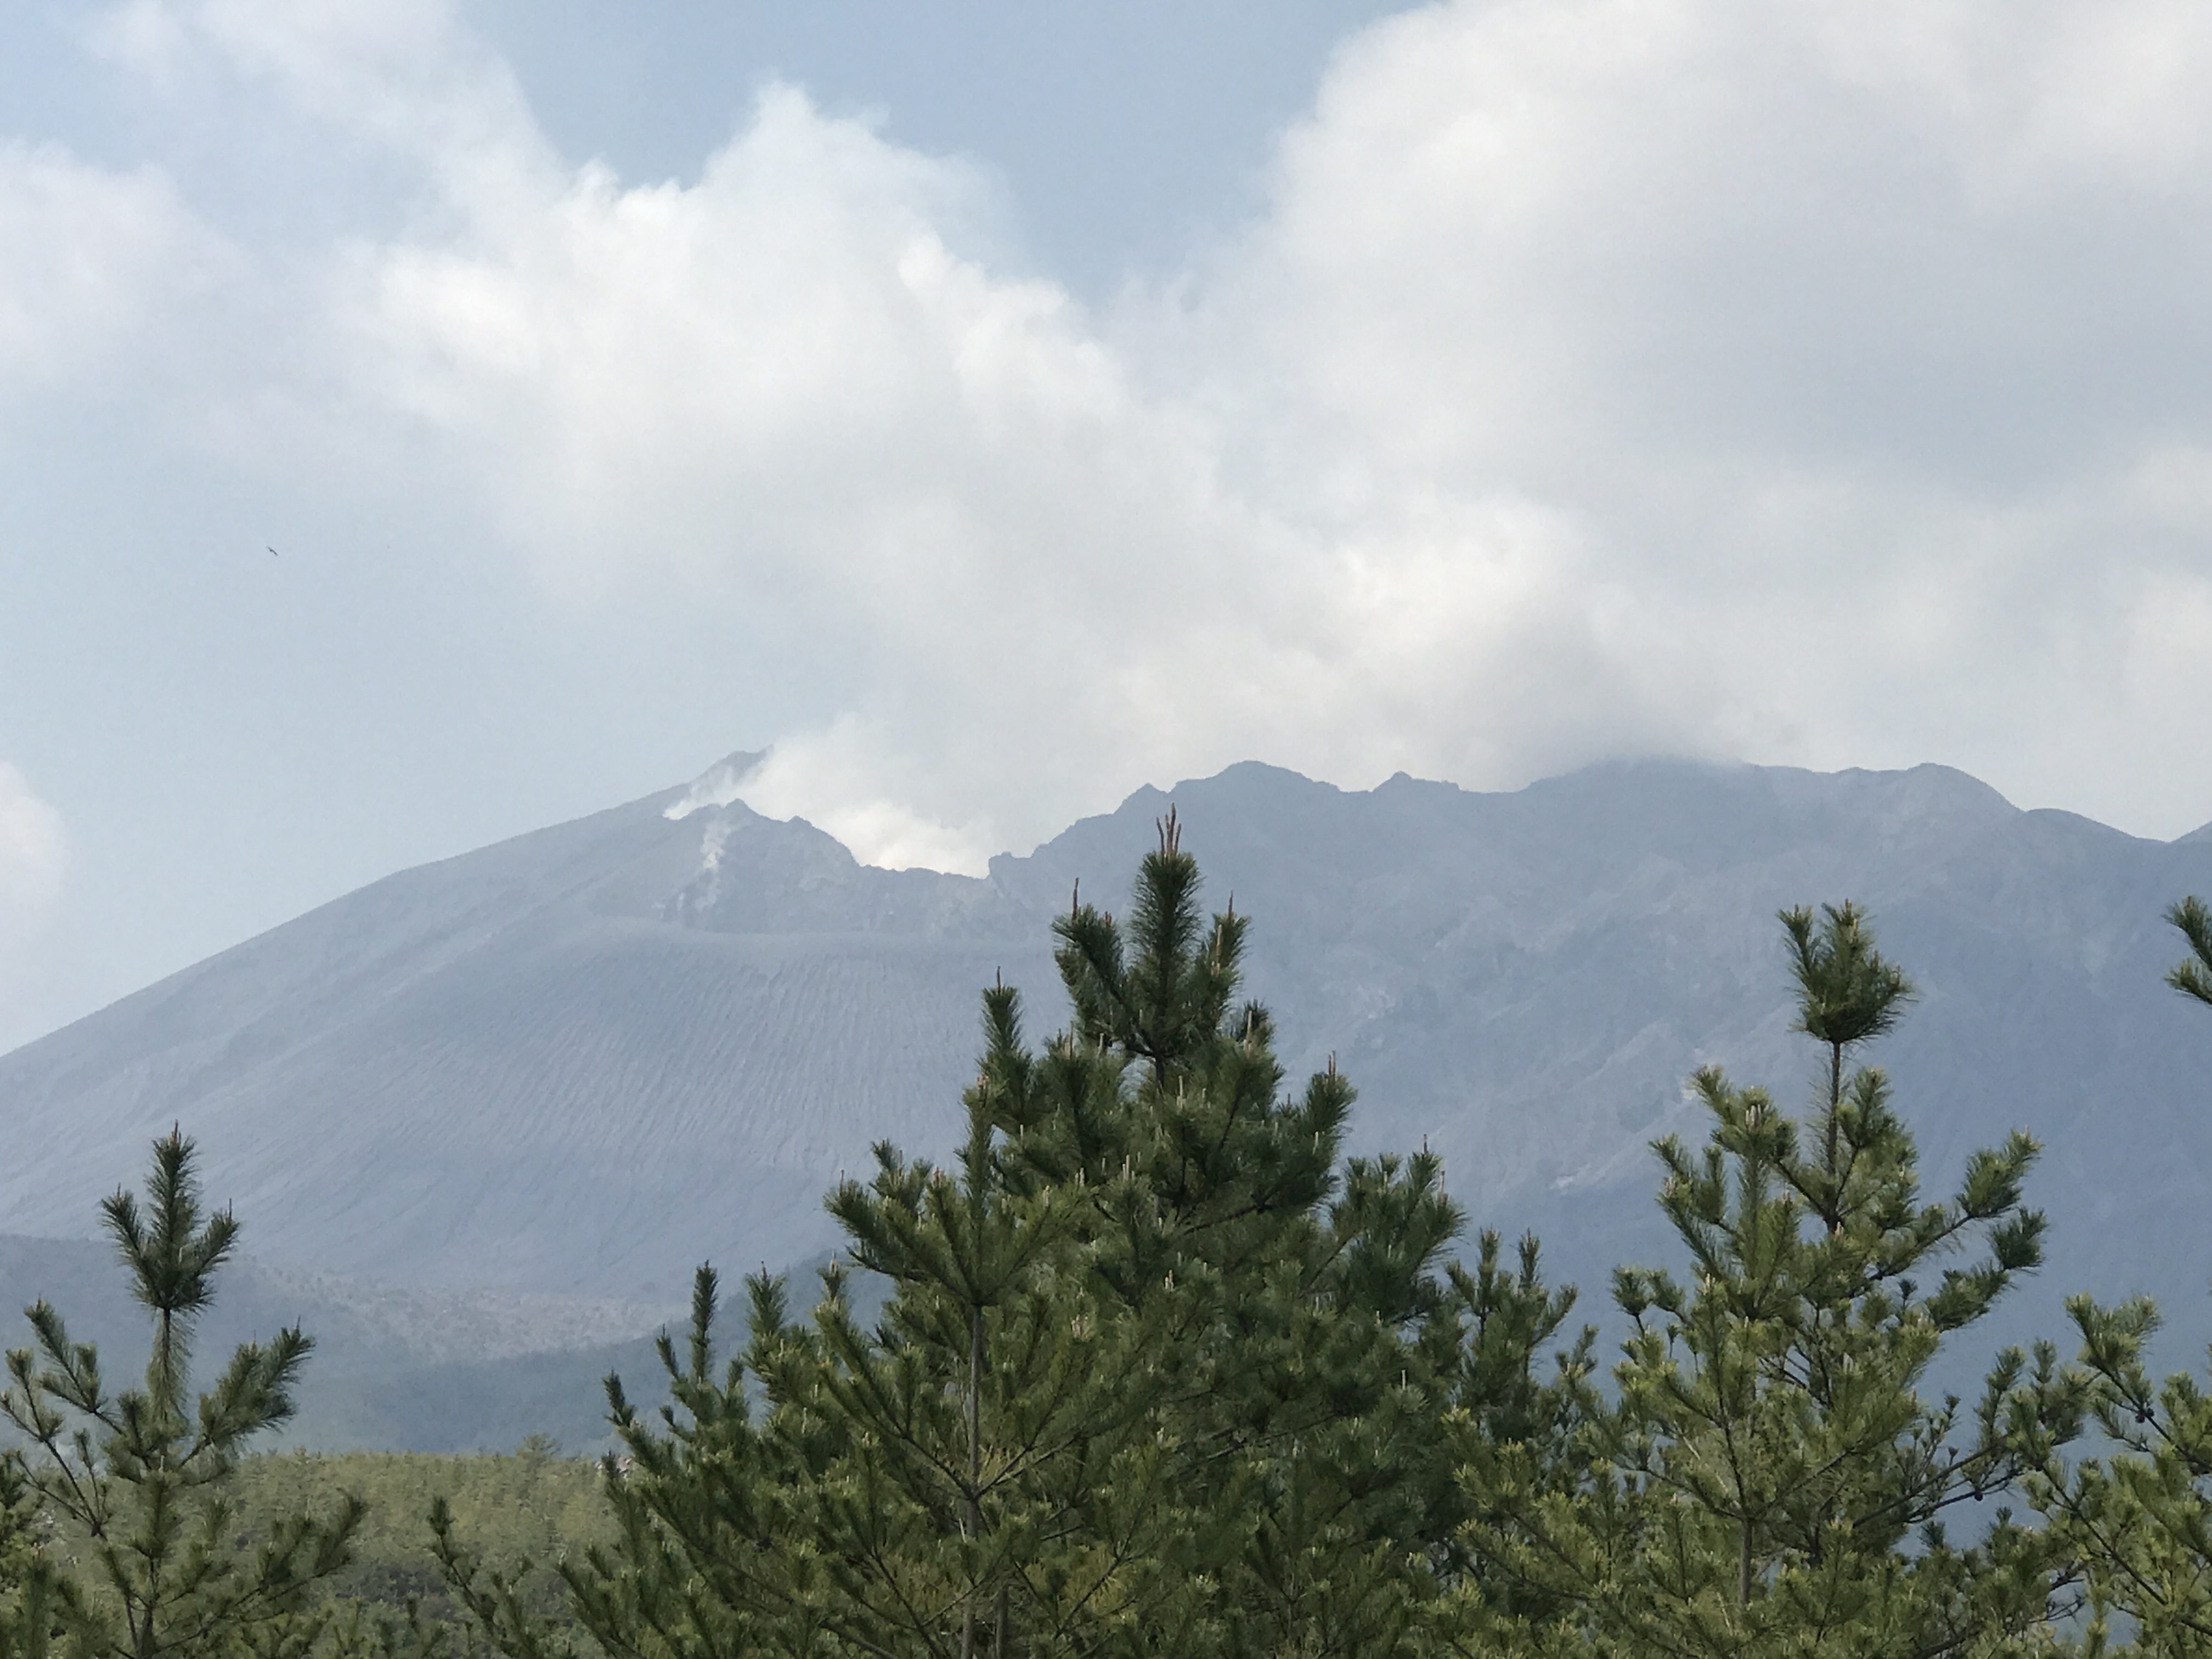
[2027,895,2212,1652]
[2036,1293,2212,1654]
[442,816,1547,1659]
[765,1085,1171,1659]
[0,1131,362,1659]
[1459,902,2085,1657]
[433,1261,826,1659]
[991,811,1590,1655]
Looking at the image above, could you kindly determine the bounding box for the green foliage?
[0,1447,61,1659]
[2021,896,2212,1653]
[1460,904,2085,1657]
[2166,896,2212,1011]
[228,1452,607,1626]
[2034,1295,2212,1654]
[0,1132,363,1659]
[437,812,1576,1659]
[1783,901,1915,1052]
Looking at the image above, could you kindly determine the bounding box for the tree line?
[8,816,2212,1656]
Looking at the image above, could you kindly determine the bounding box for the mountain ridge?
[3,755,2208,1357]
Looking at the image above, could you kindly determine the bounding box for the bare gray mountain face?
[3,754,2211,1375]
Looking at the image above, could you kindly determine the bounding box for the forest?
[6,817,2212,1658]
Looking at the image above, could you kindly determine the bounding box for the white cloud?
[0,766,66,972]
[93,0,538,171]
[1216,0,2212,832]
[64,0,2212,870]
[0,141,229,397]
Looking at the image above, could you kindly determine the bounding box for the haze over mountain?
[3,754,2210,1364]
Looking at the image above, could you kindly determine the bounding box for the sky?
[4,0,2212,1052]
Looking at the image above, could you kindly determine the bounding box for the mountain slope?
[3,757,2209,1344]
[0,1230,677,1451]
[0,760,1044,1294]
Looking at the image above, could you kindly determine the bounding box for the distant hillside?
[0,1232,678,1452]
[4,755,2211,1369]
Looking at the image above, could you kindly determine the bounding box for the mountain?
[0,753,1041,1299]
[3,754,2211,1367]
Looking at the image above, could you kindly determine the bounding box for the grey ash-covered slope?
[3,755,2210,1335]
[0,754,1043,1297]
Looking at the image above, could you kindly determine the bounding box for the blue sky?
[5,0,2212,1050]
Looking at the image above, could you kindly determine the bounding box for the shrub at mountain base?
[231,1448,608,1628]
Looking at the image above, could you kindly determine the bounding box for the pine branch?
[2167,896,2212,1008]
